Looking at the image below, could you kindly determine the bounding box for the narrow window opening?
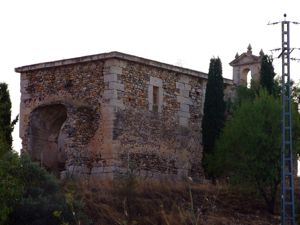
[153,86,159,112]
[246,70,251,88]
[297,154,300,177]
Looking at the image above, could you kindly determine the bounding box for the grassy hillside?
[66,176,281,225]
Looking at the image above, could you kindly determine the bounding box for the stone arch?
[230,44,263,86]
[28,104,68,175]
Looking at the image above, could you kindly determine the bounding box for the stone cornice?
[15,51,233,84]
[229,52,261,66]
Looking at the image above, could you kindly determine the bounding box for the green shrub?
[7,155,74,225]
[0,152,23,224]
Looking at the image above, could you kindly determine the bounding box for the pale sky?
[1,0,300,151]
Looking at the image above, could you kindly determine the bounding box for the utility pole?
[280,15,295,225]
[269,14,300,225]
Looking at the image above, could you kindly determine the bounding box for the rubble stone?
[15,51,234,181]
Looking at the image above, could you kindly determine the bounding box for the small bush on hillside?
[0,153,75,225]
[10,156,73,225]
[0,152,23,224]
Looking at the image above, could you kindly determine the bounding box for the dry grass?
[63,177,280,225]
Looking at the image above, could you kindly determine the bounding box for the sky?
[1,0,300,151]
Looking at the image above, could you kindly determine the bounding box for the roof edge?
[229,52,261,66]
[15,51,233,84]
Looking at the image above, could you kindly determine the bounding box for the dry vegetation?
[63,175,281,225]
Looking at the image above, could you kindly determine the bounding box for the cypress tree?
[0,83,17,153]
[202,58,225,176]
[260,55,275,94]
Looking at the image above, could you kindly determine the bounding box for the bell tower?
[229,44,264,86]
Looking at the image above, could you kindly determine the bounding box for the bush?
[0,153,75,225]
[10,155,75,225]
[0,152,23,224]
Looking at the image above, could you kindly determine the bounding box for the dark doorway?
[28,104,67,176]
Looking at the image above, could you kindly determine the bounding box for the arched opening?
[28,104,67,176]
[297,154,300,177]
[241,68,251,88]
[246,71,252,88]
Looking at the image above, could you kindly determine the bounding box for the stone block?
[103,59,119,67]
[148,86,153,103]
[101,105,115,114]
[184,84,191,91]
[178,111,190,118]
[180,104,189,112]
[150,76,162,87]
[179,117,188,126]
[109,66,123,75]
[177,96,192,105]
[110,99,124,109]
[109,82,124,91]
[104,74,118,82]
[21,78,29,92]
[21,93,31,101]
[103,90,118,99]
[148,102,153,111]
[176,82,185,90]
[179,75,190,84]
[104,59,127,68]
[181,90,190,97]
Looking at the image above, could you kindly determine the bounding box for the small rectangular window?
[153,86,159,112]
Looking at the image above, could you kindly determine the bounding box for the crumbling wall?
[20,61,105,176]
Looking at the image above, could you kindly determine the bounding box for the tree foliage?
[0,152,89,225]
[0,152,23,224]
[0,83,18,155]
[202,57,225,175]
[8,155,75,225]
[260,55,275,94]
[0,152,77,225]
[207,91,300,213]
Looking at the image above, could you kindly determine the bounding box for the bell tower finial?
[259,49,264,56]
[247,44,252,54]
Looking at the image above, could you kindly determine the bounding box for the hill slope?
[68,178,281,225]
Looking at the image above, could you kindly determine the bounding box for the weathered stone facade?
[16,51,234,180]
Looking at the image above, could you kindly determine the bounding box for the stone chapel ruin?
[15,45,262,180]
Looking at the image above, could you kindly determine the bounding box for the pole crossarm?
[268,21,281,25]
[291,58,300,62]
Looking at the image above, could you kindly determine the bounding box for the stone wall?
[19,61,105,176]
[103,60,206,179]
[16,51,234,180]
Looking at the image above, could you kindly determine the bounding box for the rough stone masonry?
[15,48,260,180]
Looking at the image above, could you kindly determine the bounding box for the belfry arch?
[230,44,264,86]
